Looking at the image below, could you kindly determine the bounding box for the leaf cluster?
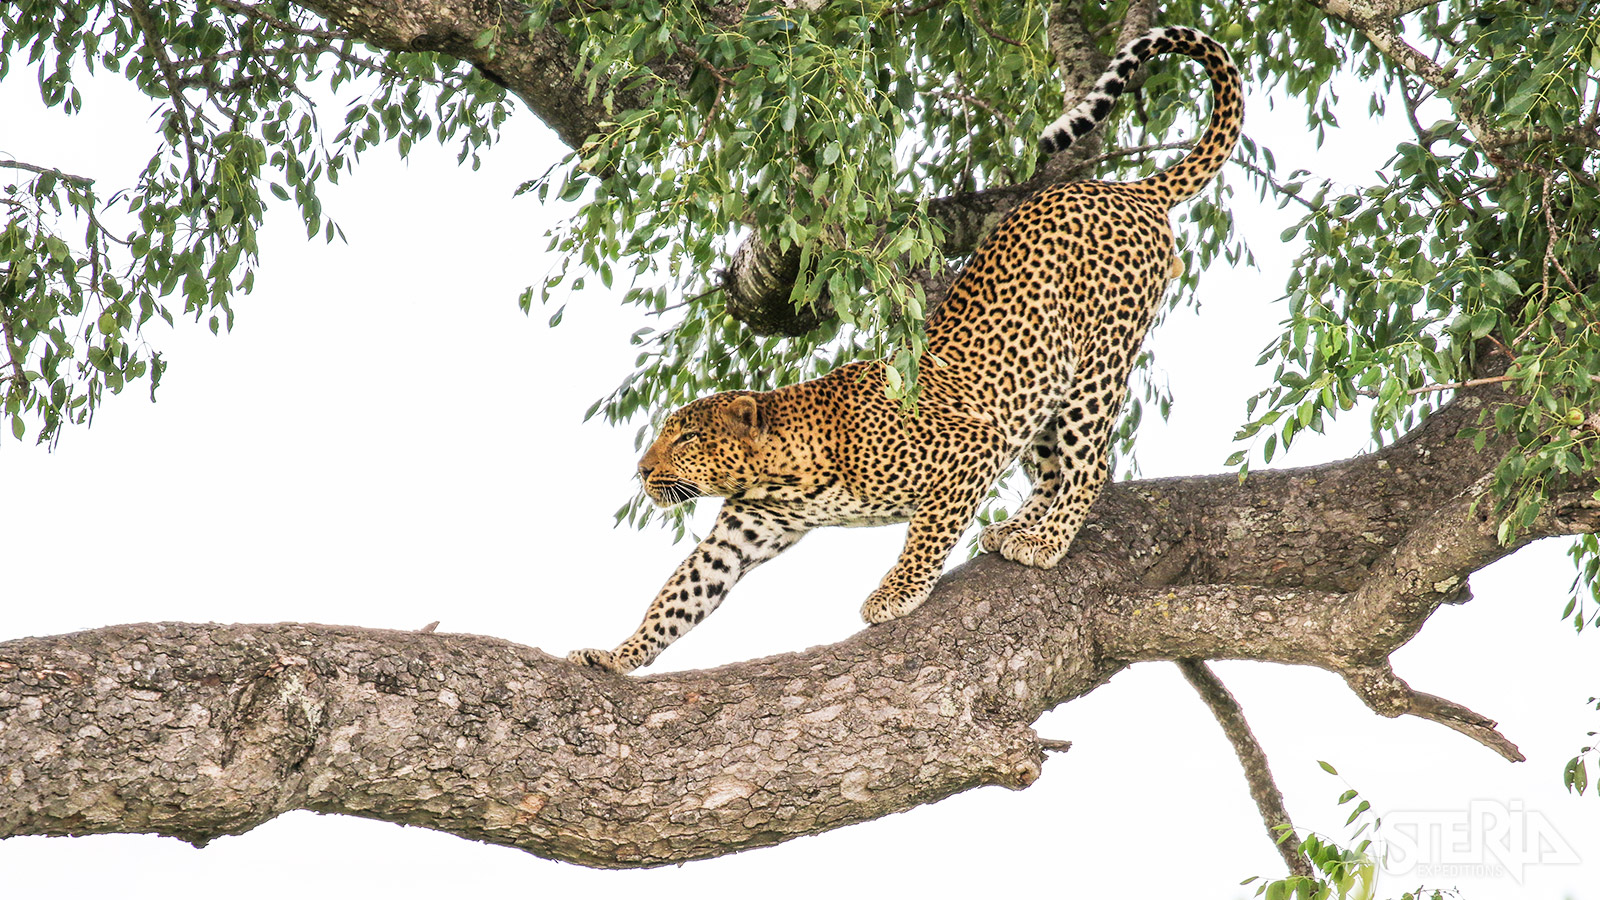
[1244,763,1456,900]
[1230,4,1599,599]
[1,0,510,445]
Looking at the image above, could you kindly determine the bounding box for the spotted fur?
[569,26,1242,674]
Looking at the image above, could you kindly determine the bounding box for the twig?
[1230,155,1320,211]
[965,2,1025,48]
[645,285,723,317]
[1540,172,1581,298]
[927,88,1015,132]
[204,0,343,41]
[123,0,205,197]
[1178,659,1313,879]
[0,160,96,188]
[1064,140,1193,174]
[894,0,948,18]
[1404,373,1516,396]
[1397,70,1440,150]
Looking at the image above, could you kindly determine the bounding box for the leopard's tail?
[1038,26,1242,207]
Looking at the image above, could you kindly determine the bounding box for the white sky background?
[0,47,1595,900]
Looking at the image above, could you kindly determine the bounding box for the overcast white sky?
[1,48,1594,900]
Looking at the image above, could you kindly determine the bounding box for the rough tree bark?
[4,380,1596,866]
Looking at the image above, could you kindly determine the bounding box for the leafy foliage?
[1229,3,1600,600]
[1564,695,1600,797]
[1,0,508,445]
[1243,763,1458,900]
[527,1,1056,425]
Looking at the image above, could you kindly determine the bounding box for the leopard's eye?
[674,430,701,445]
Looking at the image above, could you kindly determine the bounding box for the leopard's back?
[925,180,1177,443]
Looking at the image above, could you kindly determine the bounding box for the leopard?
[569,26,1242,674]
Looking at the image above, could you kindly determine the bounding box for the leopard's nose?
[638,462,654,481]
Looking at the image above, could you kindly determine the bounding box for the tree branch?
[1306,0,1600,154]
[1341,662,1524,761]
[286,0,684,149]
[123,0,206,196]
[5,386,1595,863]
[1178,659,1312,878]
[0,160,96,187]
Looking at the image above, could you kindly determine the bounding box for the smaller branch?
[1341,664,1524,762]
[0,289,29,395]
[309,39,422,84]
[206,0,343,41]
[1036,737,1073,753]
[1540,172,1582,297]
[1178,659,1312,878]
[1314,1,1600,156]
[965,3,1025,48]
[171,50,253,69]
[123,0,205,196]
[894,0,948,18]
[1231,155,1320,211]
[671,37,746,87]
[1404,373,1515,396]
[928,88,1015,132]
[695,81,726,143]
[1116,0,1157,44]
[1069,140,1193,174]
[0,160,96,188]
[646,285,722,317]
[1397,70,1440,150]
[1045,1,1105,104]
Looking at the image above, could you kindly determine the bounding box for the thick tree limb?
[286,0,704,149]
[4,387,1594,865]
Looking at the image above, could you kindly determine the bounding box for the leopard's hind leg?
[988,364,1123,570]
[978,418,1065,552]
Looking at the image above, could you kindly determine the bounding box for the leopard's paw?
[567,647,627,674]
[978,519,1022,554]
[999,528,1069,569]
[860,583,932,624]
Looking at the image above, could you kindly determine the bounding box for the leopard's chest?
[733,480,913,529]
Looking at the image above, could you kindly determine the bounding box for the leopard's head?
[637,392,770,507]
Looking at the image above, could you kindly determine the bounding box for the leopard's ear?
[721,394,764,439]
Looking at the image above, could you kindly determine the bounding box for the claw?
[1000,530,1068,569]
[567,648,625,674]
[860,584,932,624]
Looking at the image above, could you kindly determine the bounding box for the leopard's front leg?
[568,502,806,674]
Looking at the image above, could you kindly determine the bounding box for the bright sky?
[0,48,1594,900]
